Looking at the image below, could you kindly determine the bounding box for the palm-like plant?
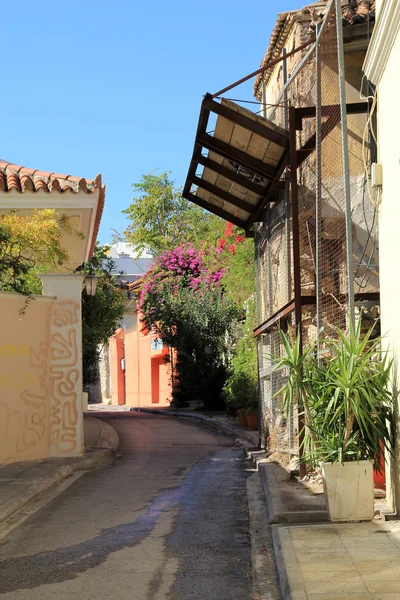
[274,321,394,469]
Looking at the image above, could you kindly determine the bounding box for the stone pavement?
[274,520,400,600]
[0,415,118,530]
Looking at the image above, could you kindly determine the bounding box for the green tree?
[82,244,125,386]
[0,209,72,295]
[123,172,220,255]
[138,244,239,408]
[222,297,258,417]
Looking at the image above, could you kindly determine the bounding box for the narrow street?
[0,413,274,600]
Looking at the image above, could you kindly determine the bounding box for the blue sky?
[2,0,303,244]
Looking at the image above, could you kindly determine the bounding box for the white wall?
[377,27,400,512]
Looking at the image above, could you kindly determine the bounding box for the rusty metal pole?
[288,106,306,476]
[212,38,316,99]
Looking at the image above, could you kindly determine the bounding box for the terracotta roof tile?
[0,160,106,259]
[254,0,376,99]
[20,174,34,192]
[0,160,101,196]
[7,172,20,191]
[34,179,49,192]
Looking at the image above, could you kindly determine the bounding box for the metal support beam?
[245,154,288,229]
[315,24,322,347]
[194,151,266,197]
[289,106,305,476]
[336,0,355,330]
[188,175,255,214]
[212,37,315,98]
[182,190,244,228]
[197,133,276,180]
[203,94,289,148]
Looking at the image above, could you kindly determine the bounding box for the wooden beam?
[203,94,289,148]
[354,292,380,303]
[188,175,255,214]
[297,112,339,167]
[253,299,295,337]
[194,151,267,197]
[182,190,245,228]
[295,102,369,129]
[197,132,277,180]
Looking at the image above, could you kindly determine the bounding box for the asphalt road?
[0,413,257,600]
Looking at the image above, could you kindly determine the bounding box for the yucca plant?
[274,320,394,469]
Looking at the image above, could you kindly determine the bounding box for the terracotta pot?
[246,410,258,430]
[238,410,248,426]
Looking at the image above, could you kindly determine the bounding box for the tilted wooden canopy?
[182,94,289,230]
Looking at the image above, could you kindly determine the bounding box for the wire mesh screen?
[257,324,298,456]
[317,3,350,337]
[255,0,378,455]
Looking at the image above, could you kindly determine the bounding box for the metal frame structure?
[183,94,289,229]
[182,97,373,467]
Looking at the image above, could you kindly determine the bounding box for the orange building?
[108,282,172,407]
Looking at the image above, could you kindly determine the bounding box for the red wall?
[109,329,125,405]
[109,312,171,407]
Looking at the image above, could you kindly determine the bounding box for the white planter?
[321,460,374,522]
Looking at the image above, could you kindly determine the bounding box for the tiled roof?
[0,160,101,194]
[0,160,105,258]
[254,0,376,99]
[126,278,144,293]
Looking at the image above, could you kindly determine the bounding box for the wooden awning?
[182,94,289,230]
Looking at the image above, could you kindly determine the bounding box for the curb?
[259,462,328,525]
[93,418,120,451]
[271,526,307,600]
[130,407,258,446]
[0,448,114,527]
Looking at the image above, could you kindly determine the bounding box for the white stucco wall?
[375,24,400,511]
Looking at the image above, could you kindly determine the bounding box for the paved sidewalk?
[0,415,119,529]
[274,520,400,600]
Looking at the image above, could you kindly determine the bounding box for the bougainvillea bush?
[138,244,239,408]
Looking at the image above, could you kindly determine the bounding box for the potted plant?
[275,321,393,522]
[245,390,259,430]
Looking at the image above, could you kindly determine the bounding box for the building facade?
[363,0,400,512]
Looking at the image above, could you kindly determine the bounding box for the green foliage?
[82,244,125,385]
[122,171,258,410]
[223,298,258,417]
[0,209,72,295]
[138,245,239,408]
[274,322,394,469]
[123,172,220,255]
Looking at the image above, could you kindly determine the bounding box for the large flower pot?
[238,411,248,427]
[321,461,374,522]
[245,410,258,431]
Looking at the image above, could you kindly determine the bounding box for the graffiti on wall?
[50,301,80,454]
[0,337,50,459]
